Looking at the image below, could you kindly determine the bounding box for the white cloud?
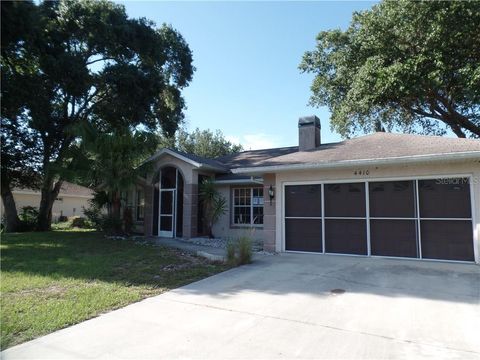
[225,135,241,145]
[226,133,283,150]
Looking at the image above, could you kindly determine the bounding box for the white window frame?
[281,174,477,264]
[232,187,264,227]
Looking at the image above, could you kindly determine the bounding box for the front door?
[159,189,175,237]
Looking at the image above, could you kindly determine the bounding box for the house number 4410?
[353,170,370,176]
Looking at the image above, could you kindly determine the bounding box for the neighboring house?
[1,181,94,221]
[126,116,480,264]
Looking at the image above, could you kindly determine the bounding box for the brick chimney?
[298,116,320,151]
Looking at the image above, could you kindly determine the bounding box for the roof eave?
[231,151,480,175]
[197,164,228,172]
[12,189,94,198]
[213,177,263,185]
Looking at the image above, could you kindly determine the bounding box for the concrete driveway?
[3,254,480,359]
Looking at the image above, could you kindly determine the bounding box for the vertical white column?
[365,182,371,256]
[415,179,423,259]
[321,183,326,254]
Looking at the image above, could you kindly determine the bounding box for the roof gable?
[143,148,227,172]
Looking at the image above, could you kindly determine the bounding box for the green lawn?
[0,231,229,350]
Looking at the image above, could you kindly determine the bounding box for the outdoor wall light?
[268,185,275,205]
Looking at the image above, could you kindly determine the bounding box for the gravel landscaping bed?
[178,237,264,251]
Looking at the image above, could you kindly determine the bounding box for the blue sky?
[119,1,376,149]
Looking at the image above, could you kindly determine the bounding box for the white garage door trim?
[281,173,478,264]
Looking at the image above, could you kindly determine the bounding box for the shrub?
[18,206,39,232]
[226,241,236,265]
[70,217,88,228]
[102,216,123,235]
[51,216,94,231]
[199,178,227,238]
[83,204,104,230]
[237,236,252,265]
[58,215,68,223]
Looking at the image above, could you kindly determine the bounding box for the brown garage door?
[284,185,322,252]
[369,180,419,258]
[324,183,367,255]
[418,178,474,261]
[284,178,474,262]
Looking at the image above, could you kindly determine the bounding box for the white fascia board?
[231,151,480,175]
[57,194,94,199]
[213,177,264,185]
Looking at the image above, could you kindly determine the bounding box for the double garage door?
[284,177,475,262]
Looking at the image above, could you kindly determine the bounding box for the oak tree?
[300,0,480,138]
[1,0,194,231]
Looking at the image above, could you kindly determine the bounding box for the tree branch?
[86,57,116,66]
[434,94,480,137]
[410,106,466,138]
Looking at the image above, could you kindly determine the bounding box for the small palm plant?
[199,178,227,238]
[74,123,156,235]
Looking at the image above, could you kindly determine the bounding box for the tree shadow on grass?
[1,231,227,290]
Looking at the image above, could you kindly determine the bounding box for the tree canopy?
[300,0,480,138]
[1,0,194,230]
[159,128,243,158]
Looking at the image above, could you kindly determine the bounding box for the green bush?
[51,216,93,231]
[226,241,236,265]
[237,236,252,265]
[82,204,104,230]
[102,216,123,235]
[226,237,253,266]
[70,217,88,228]
[18,206,39,232]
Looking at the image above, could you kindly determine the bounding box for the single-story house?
[127,116,480,264]
[0,181,94,222]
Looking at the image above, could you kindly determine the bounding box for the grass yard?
[0,231,229,350]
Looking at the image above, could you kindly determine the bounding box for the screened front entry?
[152,167,184,238]
[284,177,475,262]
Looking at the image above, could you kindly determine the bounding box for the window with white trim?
[232,187,264,226]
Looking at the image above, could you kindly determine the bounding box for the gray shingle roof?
[171,149,227,171]
[214,146,298,169]
[143,148,227,171]
[230,132,480,170]
[147,133,480,175]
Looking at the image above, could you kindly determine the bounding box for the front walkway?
[3,253,479,359]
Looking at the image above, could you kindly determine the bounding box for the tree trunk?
[110,192,122,235]
[208,222,214,239]
[37,178,62,231]
[1,182,19,232]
